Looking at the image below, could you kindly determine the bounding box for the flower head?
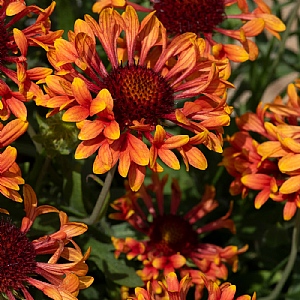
[92,0,286,62]
[0,0,61,120]
[221,79,300,220]
[129,272,192,300]
[110,173,247,298]
[0,184,93,299]
[199,272,256,300]
[129,271,256,300]
[38,6,232,191]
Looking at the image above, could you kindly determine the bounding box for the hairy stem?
[81,164,117,225]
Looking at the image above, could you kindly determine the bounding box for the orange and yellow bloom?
[92,0,285,62]
[222,79,300,220]
[0,145,24,202]
[200,272,256,300]
[0,184,93,300]
[129,271,256,300]
[0,0,61,120]
[0,118,28,202]
[129,272,192,300]
[110,173,247,299]
[37,5,232,191]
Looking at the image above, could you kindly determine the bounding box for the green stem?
[80,164,117,225]
[259,209,300,300]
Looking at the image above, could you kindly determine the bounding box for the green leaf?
[61,160,87,217]
[87,238,143,288]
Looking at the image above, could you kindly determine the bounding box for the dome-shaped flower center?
[153,0,225,36]
[103,64,174,129]
[0,218,36,293]
[149,214,198,255]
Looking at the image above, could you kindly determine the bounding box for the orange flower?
[92,0,285,62]
[199,272,256,300]
[0,0,61,120]
[129,272,192,300]
[129,271,256,300]
[0,184,93,299]
[222,79,300,220]
[0,118,28,202]
[0,145,24,202]
[38,6,232,191]
[110,173,247,299]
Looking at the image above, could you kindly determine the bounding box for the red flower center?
[153,0,225,35]
[103,64,174,129]
[149,214,198,256]
[0,218,36,293]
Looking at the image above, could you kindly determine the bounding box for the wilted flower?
[0,0,62,120]
[222,79,300,220]
[92,0,285,62]
[110,173,247,299]
[0,184,93,299]
[37,5,232,191]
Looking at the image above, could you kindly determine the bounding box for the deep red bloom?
[92,0,286,62]
[0,184,93,299]
[110,173,247,299]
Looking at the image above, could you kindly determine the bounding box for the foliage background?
[3,0,300,299]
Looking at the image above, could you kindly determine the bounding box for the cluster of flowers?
[35,0,285,191]
[0,0,288,299]
[0,1,94,298]
[222,80,300,221]
[0,0,58,202]
[129,272,256,300]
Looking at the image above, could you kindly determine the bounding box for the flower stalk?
[80,164,117,225]
[260,209,300,300]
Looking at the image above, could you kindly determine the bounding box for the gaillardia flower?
[0,0,62,120]
[110,173,247,299]
[92,0,286,62]
[129,272,192,300]
[129,271,256,300]
[221,79,300,221]
[0,145,24,202]
[0,184,93,299]
[37,5,232,191]
[0,118,28,202]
